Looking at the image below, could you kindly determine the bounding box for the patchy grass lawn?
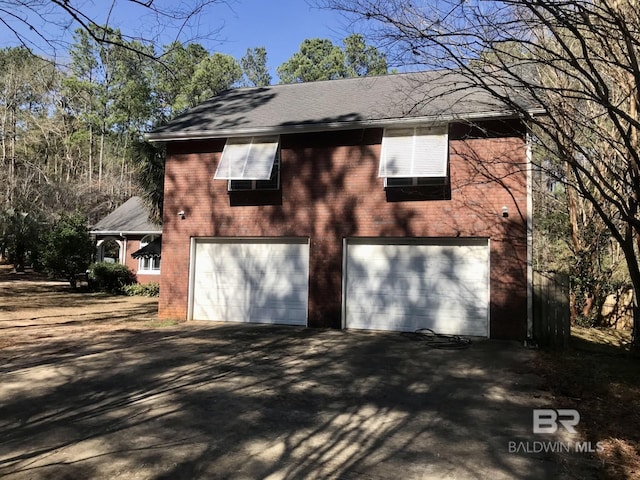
[535,326,640,479]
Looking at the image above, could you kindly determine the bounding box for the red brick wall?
[159,123,528,339]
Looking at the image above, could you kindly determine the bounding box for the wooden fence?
[533,271,570,348]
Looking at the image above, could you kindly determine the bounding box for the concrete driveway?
[0,318,599,480]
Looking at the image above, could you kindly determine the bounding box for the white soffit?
[378,126,448,178]
[214,136,279,180]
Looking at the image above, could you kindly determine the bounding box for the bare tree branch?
[0,0,228,63]
[319,0,640,346]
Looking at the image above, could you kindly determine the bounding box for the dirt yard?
[0,268,607,479]
[535,326,640,479]
[0,268,160,354]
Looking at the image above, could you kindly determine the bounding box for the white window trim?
[138,258,161,274]
[137,235,161,274]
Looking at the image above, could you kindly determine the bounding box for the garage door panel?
[346,306,488,336]
[347,275,486,295]
[195,268,308,287]
[193,303,308,324]
[196,281,309,297]
[346,279,487,304]
[352,311,487,336]
[191,239,309,325]
[194,289,310,308]
[346,288,485,312]
[346,294,486,315]
[345,240,489,336]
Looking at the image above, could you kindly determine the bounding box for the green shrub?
[88,262,136,293]
[122,282,160,297]
[41,213,93,286]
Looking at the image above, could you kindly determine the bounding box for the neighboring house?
[148,71,539,340]
[90,196,162,283]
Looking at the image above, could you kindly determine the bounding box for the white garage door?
[345,238,489,336]
[190,238,309,325]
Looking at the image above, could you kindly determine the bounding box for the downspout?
[526,131,534,341]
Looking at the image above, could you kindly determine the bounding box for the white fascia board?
[90,230,162,236]
[146,109,544,143]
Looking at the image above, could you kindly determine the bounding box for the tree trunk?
[99,130,105,190]
[0,109,7,164]
[88,123,93,185]
[631,84,640,353]
[624,236,640,353]
[582,293,595,318]
[121,134,128,185]
[569,291,579,322]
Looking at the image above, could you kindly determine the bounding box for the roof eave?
[146,108,544,143]
[90,230,162,236]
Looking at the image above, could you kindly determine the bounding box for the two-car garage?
[189,237,490,337]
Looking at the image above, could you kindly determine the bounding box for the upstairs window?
[229,152,280,191]
[378,126,448,187]
[214,136,280,191]
[384,176,448,187]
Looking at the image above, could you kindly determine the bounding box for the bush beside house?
[88,262,137,294]
[42,214,93,287]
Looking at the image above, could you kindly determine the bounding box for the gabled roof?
[148,70,541,142]
[91,197,161,236]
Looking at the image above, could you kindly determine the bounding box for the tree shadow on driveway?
[0,322,601,479]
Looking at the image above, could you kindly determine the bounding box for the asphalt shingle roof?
[131,237,162,259]
[148,71,538,141]
[91,197,161,235]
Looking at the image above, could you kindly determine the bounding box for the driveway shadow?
[0,323,600,479]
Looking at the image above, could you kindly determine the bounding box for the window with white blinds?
[378,126,448,180]
[214,136,280,180]
[228,153,280,191]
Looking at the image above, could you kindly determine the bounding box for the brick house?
[148,72,536,339]
[90,196,162,283]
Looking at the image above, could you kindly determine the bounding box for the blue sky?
[1,0,354,82]
[213,1,351,78]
